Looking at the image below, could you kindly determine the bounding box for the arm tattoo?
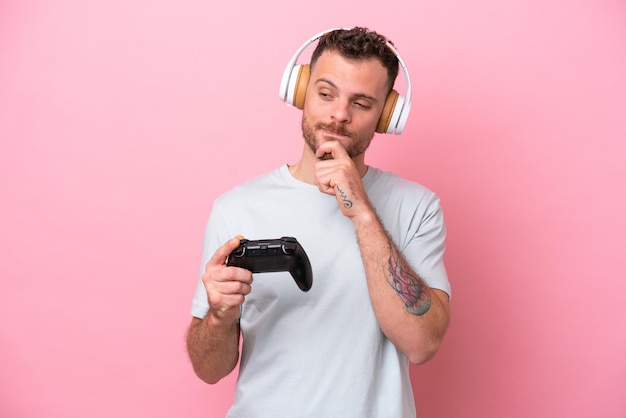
[336,186,353,209]
[386,246,431,316]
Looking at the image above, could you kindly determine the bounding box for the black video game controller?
[226,236,313,292]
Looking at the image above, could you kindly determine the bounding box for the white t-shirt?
[191,165,450,418]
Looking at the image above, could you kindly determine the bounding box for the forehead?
[310,50,389,99]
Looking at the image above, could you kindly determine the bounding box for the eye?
[318,90,333,100]
[354,101,372,110]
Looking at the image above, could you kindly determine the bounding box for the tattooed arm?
[353,211,450,364]
[314,141,450,364]
[386,244,432,316]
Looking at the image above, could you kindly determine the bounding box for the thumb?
[209,235,245,266]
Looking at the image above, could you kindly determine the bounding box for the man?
[187,27,451,417]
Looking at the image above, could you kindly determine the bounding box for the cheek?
[303,95,326,119]
[356,112,381,135]
[367,116,380,132]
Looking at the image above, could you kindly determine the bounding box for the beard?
[301,113,374,160]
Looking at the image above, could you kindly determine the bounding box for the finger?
[315,140,350,160]
[313,166,336,195]
[207,235,245,267]
[226,265,254,285]
[203,265,252,300]
[219,280,253,296]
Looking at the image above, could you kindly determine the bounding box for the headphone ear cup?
[376,89,399,134]
[293,64,310,109]
[286,64,310,109]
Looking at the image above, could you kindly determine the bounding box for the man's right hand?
[202,235,253,324]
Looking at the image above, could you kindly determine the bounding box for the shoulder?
[366,167,439,205]
[214,166,286,206]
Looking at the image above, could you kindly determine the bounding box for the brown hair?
[310,27,400,93]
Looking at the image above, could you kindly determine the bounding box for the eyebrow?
[314,78,379,103]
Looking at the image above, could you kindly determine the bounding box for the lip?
[320,129,350,140]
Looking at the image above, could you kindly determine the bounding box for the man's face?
[301,50,389,160]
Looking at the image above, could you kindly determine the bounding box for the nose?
[330,100,351,125]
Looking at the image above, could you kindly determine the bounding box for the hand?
[314,141,373,219]
[202,236,253,324]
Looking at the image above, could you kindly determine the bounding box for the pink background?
[1,1,625,417]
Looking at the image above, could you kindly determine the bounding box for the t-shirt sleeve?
[402,195,451,298]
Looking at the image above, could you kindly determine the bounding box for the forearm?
[353,210,450,364]
[186,315,240,384]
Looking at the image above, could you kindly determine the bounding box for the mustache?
[316,122,353,138]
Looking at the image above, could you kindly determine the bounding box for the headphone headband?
[278,28,412,135]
